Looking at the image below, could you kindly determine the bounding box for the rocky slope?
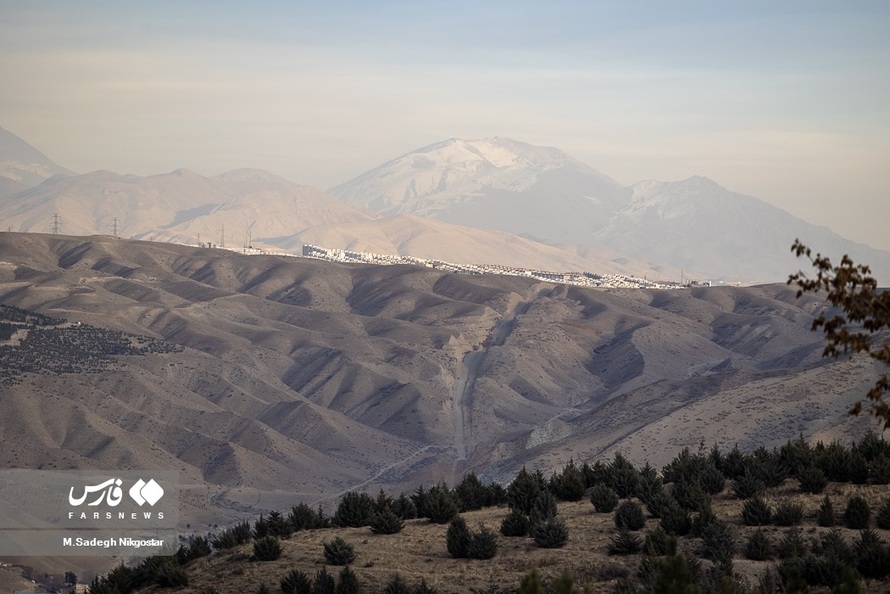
[0,233,883,528]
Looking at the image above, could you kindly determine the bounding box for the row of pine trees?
[88,431,890,593]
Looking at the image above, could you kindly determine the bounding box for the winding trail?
[311,444,434,506]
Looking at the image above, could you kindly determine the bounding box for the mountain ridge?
[331,138,890,283]
[0,166,676,280]
[0,232,881,527]
[2,127,888,284]
[330,137,629,244]
[0,126,75,191]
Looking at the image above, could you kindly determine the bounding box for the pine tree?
[369,508,405,535]
[746,529,774,561]
[446,515,471,558]
[644,526,671,557]
[323,537,356,565]
[854,529,890,580]
[312,567,336,594]
[500,507,530,537]
[845,495,871,529]
[776,527,807,560]
[608,529,642,555]
[468,525,499,560]
[383,574,411,594]
[691,501,718,537]
[614,500,646,531]
[253,514,270,539]
[530,518,569,548]
[507,467,544,515]
[336,567,360,594]
[517,570,545,594]
[425,487,459,524]
[818,495,836,527]
[700,520,735,577]
[454,473,488,511]
[607,452,640,498]
[264,510,289,538]
[549,460,586,501]
[382,575,411,594]
[877,497,890,529]
[373,489,396,514]
[773,501,804,526]
[652,537,699,594]
[659,502,692,536]
[700,464,726,495]
[281,570,313,594]
[392,493,418,519]
[731,469,765,499]
[590,483,619,513]
[741,496,772,526]
[252,536,281,561]
[797,464,828,494]
[333,491,374,527]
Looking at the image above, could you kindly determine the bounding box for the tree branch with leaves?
[788,239,890,428]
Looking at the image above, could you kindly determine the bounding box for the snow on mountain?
[330,137,629,244]
[332,139,890,283]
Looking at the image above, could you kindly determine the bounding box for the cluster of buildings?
[298,244,687,290]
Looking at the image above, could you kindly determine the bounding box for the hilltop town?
[208,241,697,290]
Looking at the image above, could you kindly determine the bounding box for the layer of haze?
[2,1,889,250]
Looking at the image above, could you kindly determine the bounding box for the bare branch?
[788,239,890,428]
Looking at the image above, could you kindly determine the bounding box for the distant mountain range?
[330,137,890,283]
[2,127,888,283]
[0,166,667,278]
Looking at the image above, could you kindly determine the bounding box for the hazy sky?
[2,1,889,250]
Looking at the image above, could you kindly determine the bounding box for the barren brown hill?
[0,167,674,279]
[0,232,884,531]
[0,168,372,241]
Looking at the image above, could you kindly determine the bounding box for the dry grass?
[181,501,638,594]
[0,563,38,593]
[170,481,890,594]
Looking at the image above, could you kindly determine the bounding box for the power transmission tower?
[51,213,62,234]
[111,217,119,238]
[220,224,225,249]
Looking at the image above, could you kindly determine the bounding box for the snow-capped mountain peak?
[329,137,628,242]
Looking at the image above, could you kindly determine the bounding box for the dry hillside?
[0,232,884,534]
